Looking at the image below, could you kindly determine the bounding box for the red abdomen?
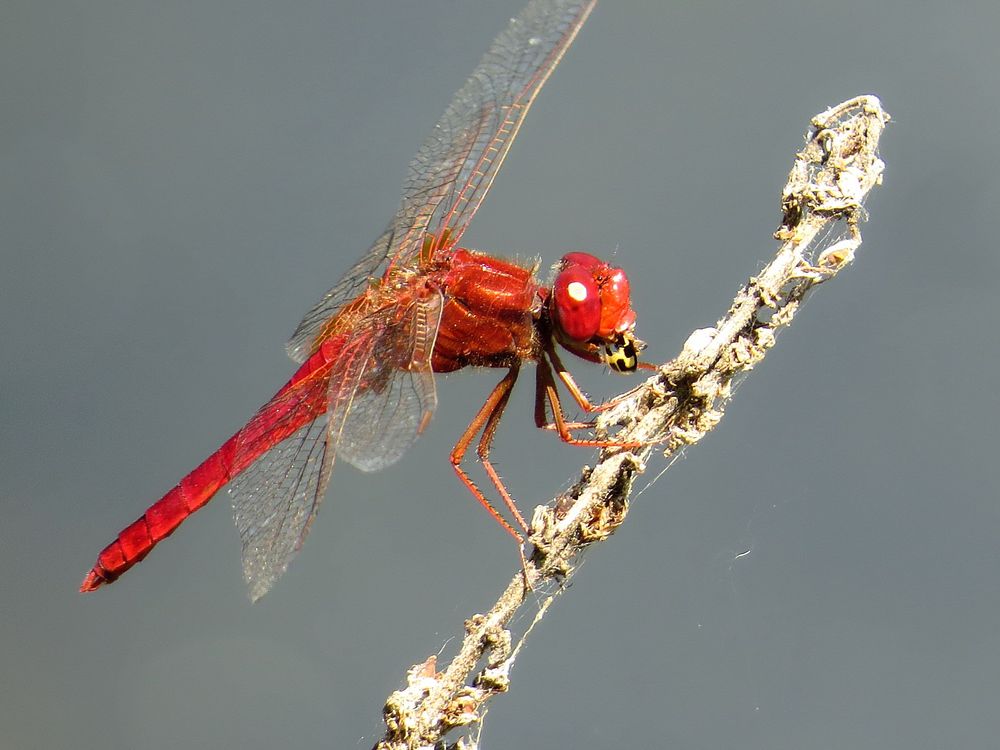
[80,343,337,592]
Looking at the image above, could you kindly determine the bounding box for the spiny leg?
[475,365,529,533]
[547,343,645,414]
[536,355,642,449]
[450,364,526,543]
[535,358,595,433]
[535,342,649,436]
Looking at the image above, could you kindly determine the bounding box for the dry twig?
[374,95,890,750]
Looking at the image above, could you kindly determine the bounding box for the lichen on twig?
[374,95,890,750]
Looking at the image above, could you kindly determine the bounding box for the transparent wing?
[230,416,331,602]
[335,292,443,473]
[286,0,595,363]
[285,226,393,363]
[401,0,596,261]
[230,293,442,601]
[228,353,341,602]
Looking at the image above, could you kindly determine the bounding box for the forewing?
[401,0,596,260]
[286,0,595,363]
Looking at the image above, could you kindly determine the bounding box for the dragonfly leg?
[547,343,644,414]
[450,364,527,543]
[535,355,643,449]
[475,365,529,534]
[534,362,597,433]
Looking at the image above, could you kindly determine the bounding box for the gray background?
[2,1,998,748]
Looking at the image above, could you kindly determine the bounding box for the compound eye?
[553,264,601,342]
[598,267,633,337]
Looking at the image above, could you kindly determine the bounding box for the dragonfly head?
[550,252,643,373]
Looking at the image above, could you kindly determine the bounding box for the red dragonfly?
[81,0,644,602]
